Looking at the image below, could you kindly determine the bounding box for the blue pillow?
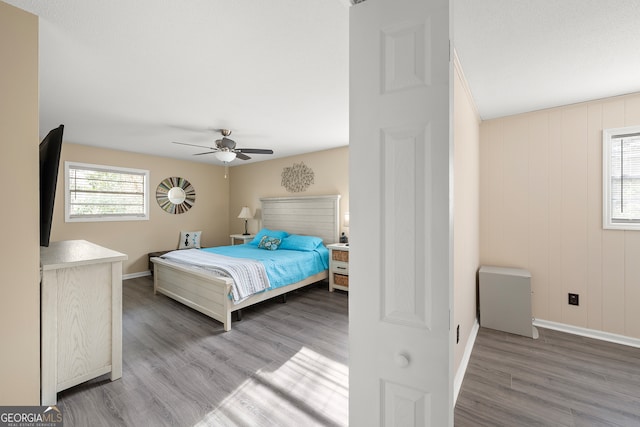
[250,228,289,245]
[258,236,281,250]
[279,234,323,251]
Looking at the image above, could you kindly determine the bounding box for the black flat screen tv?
[39,124,64,247]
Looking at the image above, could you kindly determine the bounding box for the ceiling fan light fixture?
[214,151,236,163]
[173,128,272,163]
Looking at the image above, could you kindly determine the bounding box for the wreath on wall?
[281,162,314,193]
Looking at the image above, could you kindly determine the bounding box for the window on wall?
[603,126,640,230]
[65,162,149,222]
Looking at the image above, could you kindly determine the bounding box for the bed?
[150,195,341,331]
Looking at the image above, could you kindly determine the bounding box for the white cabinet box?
[479,265,538,339]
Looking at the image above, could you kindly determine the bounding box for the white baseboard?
[533,318,640,349]
[454,318,479,405]
[123,270,151,280]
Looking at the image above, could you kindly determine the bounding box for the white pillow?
[178,231,201,249]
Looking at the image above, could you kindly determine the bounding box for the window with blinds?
[603,126,640,230]
[65,162,149,222]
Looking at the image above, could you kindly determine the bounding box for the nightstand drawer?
[333,273,349,288]
[332,249,349,262]
[331,261,349,275]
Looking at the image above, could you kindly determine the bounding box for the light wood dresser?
[40,240,127,405]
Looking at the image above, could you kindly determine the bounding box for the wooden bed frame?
[151,195,341,331]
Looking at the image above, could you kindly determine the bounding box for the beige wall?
[0,2,40,404]
[481,92,640,338]
[453,59,481,371]
[51,144,348,273]
[51,143,229,274]
[228,147,349,238]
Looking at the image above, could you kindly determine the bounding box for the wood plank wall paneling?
[485,121,506,263]
[547,110,563,322]
[480,92,640,340]
[479,124,491,262]
[528,112,550,320]
[502,116,529,267]
[624,98,640,339]
[625,96,640,124]
[601,99,625,335]
[625,235,640,337]
[560,106,588,328]
[586,104,603,331]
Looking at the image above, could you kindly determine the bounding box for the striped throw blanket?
[161,249,270,303]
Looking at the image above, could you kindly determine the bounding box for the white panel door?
[349,0,452,425]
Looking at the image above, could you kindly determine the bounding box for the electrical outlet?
[568,293,579,306]
[456,324,460,343]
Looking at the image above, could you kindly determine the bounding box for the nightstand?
[327,243,349,292]
[148,250,172,275]
[230,234,255,245]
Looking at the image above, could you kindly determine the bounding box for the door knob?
[394,352,410,368]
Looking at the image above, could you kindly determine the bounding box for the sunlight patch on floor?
[194,346,348,427]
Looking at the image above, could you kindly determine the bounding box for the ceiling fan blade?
[236,152,251,160]
[172,141,215,150]
[193,151,215,156]
[220,137,236,149]
[236,148,274,154]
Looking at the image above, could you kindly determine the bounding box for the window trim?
[603,125,640,230]
[65,161,150,223]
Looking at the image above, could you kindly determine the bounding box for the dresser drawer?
[331,261,349,275]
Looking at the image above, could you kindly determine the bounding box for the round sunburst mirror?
[156,177,196,214]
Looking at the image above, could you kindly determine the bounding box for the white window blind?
[65,162,149,222]
[603,126,640,230]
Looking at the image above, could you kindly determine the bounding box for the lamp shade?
[238,206,253,220]
[214,151,237,163]
[344,212,350,228]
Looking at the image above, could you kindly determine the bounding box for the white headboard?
[260,195,341,245]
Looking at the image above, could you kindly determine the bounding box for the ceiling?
[5,0,350,165]
[454,0,640,120]
[5,0,640,164]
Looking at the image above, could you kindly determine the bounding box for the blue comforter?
[201,245,329,290]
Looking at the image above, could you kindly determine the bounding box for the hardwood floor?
[455,326,640,426]
[57,276,349,427]
[56,275,640,426]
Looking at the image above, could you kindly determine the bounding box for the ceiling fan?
[172,129,274,163]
